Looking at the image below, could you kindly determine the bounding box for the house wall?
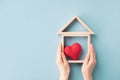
[0,0,120,80]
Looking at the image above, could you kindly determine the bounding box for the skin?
[56,43,96,80]
[82,44,96,80]
[56,43,70,80]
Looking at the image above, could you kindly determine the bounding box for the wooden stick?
[59,16,76,32]
[88,34,91,53]
[63,34,89,36]
[76,16,94,34]
[58,32,94,35]
[61,35,64,51]
[68,60,84,63]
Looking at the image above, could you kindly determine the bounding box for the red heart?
[64,43,82,60]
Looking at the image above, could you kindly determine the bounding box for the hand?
[56,43,70,80]
[82,44,96,80]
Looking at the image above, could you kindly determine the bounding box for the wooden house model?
[57,16,94,63]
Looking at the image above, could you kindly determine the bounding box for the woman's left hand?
[56,43,70,80]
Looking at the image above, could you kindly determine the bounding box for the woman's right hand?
[82,44,96,80]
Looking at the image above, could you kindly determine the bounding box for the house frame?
[57,16,94,63]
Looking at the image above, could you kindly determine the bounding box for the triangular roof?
[57,16,94,35]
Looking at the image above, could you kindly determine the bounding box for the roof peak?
[57,16,94,35]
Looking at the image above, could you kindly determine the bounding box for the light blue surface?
[0,0,120,80]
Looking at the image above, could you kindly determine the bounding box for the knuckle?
[92,60,96,65]
[65,62,68,65]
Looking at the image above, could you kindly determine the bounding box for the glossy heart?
[64,43,82,60]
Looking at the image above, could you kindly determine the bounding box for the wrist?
[83,73,92,80]
[60,76,68,80]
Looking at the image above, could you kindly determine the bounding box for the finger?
[86,43,92,60]
[84,44,91,64]
[89,44,96,65]
[57,43,62,53]
[89,55,96,65]
[56,43,63,63]
[89,44,94,61]
[84,52,90,64]
[61,52,67,63]
[57,43,62,58]
[90,43,96,59]
[57,52,62,63]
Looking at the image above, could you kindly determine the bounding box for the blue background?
[0,0,120,80]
